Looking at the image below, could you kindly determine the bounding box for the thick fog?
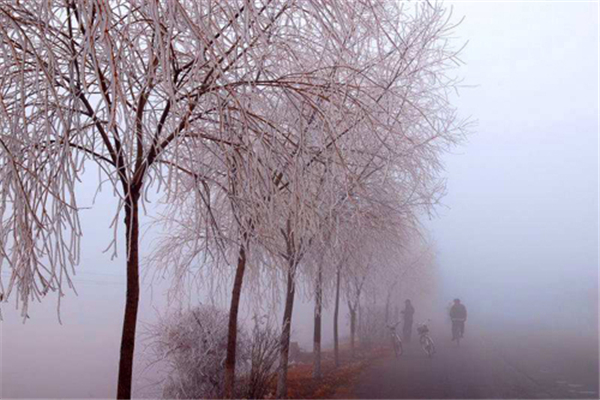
[1,2,598,399]
[431,1,598,337]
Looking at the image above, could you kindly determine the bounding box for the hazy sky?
[1,2,598,399]
[429,1,598,331]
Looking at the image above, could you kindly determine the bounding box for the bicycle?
[386,321,403,358]
[451,318,465,347]
[417,322,435,357]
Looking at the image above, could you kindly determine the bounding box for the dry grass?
[265,344,389,399]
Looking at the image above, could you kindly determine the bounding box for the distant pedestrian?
[401,299,415,343]
[449,298,467,341]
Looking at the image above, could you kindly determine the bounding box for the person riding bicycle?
[449,298,467,341]
[401,299,414,343]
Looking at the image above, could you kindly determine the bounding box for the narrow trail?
[353,329,599,399]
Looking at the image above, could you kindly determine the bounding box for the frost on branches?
[147,306,279,399]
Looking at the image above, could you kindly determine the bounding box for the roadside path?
[353,331,598,399]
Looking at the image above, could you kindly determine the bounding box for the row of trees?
[0,1,465,398]
[143,234,435,399]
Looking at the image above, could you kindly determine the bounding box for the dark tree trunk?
[385,293,390,324]
[349,304,357,358]
[117,195,140,399]
[223,243,247,398]
[276,261,297,398]
[333,266,341,367]
[312,264,323,379]
[358,304,363,345]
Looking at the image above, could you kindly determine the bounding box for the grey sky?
[1,2,598,398]
[429,1,598,331]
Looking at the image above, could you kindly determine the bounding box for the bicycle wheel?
[452,322,460,345]
[396,336,403,357]
[422,336,435,357]
[393,335,403,358]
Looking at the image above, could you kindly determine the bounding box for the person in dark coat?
[401,299,415,343]
[449,298,467,340]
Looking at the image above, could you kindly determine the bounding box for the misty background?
[1,2,598,398]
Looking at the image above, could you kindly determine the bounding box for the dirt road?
[354,328,599,399]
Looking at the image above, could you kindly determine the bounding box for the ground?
[353,327,599,399]
[281,327,599,399]
[267,344,387,399]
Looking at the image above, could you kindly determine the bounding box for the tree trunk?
[385,293,390,324]
[333,266,341,367]
[312,264,323,379]
[223,243,247,398]
[358,303,363,346]
[117,195,140,399]
[276,261,297,398]
[349,304,356,358]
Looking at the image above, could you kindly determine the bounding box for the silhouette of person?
[450,298,467,340]
[401,299,415,343]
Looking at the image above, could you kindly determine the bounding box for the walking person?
[401,299,415,343]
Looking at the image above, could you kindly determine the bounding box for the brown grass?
[265,344,389,399]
